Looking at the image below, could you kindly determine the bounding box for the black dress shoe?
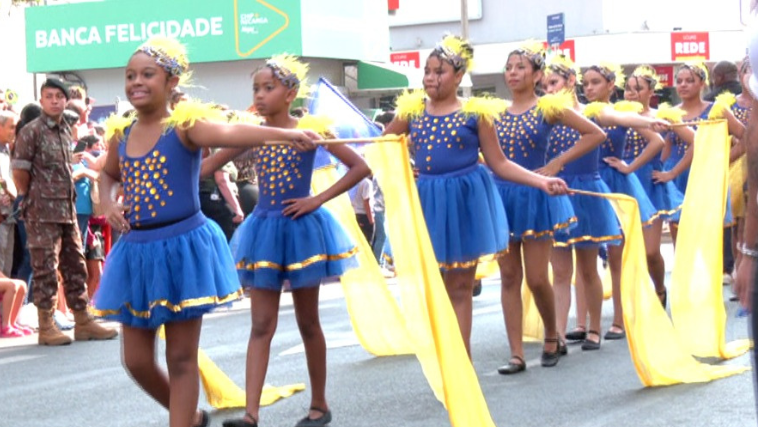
[473,280,483,297]
[581,330,601,351]
[565,327,587,341]
[498,355,526,374]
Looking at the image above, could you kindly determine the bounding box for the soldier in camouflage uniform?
[11,79,117,346]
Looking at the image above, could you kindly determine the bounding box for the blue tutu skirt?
[232,206,358,290]
[92,212,242,329]
[494,177,576,242]
[662,159,733,225]
[599,166,659,225]
[554,173,623,248]
[633,162,684,221]
[416,164,509,270]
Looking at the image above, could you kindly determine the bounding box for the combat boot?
[37,307,73,346]
[73,309,119,341]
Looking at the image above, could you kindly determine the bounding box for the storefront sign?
[547,13,565,46]
[670,32,710,61]
[390,51,421,68]
[26,0,302,73]
[543,40,575,62]
[653,65,674,87]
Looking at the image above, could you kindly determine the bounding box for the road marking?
[0,354,44,366]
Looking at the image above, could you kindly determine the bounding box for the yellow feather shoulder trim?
[536,91,573,122]
[461,96,508,125]
[613,100,643,114]
[163,99,227,130]
[395,89,426,122]
[104,111,136,142]
[655,103,686,124]
[297,114,335,138]
[709,92,738,119]
[583,102,609,119]
[228,111,262,125]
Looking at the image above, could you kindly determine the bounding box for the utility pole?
[460,0,472,97]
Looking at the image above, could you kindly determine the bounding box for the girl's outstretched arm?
[282,144,371,218]
[184,121,320,150]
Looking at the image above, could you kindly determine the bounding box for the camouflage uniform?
[11,112,88,311]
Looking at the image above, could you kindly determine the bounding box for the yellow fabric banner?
[669,120,751,359]
[157,326,305,408]
[365,137,496,427]
[599,190,749,385]
[311,166,415,356]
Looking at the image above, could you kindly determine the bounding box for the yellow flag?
[669,120,751,359]
[365,137,496,427]
[311,165,415,356]
[599,191,749,386]
[157,326,305,408]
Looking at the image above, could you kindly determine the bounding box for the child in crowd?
[92,37,319,427]
[222,54,368,427]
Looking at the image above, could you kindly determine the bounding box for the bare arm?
[214,170,244,218]
[282,143,371,219]
[184,121,317,150]
[200,147,247,179]
[382,117,410,138]
[11,170,29,196]
[596,108,659,129]
[479,120,567,194]
[537,109,605,176]
[735,97,758,308]
[99,137,128,232]
[607,128,665,175]
[725,108,746,140]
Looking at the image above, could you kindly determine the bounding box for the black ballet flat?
[565,327,587,341]
[295,407,332,427]
[223,413,258,427]
[604,324,626,340]
[541,337,562,367]
[581,330,601,351]
[657,289,667,309]
[498,355,526,375]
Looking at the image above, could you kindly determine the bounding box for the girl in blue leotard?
[541,56,623,350]
[383,35,570,358]
[578,63,670,341]
[496,45,606,373]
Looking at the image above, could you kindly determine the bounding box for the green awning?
[357,61,423,90]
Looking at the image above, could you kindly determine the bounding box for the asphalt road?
[1,246,755,427]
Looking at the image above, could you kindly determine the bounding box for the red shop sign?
[390,51,421,68]
[542,40,575,62]
[670,32,710,61]
[653,65,674,87]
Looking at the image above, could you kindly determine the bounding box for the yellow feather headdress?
[136,36,192,87]
[630,65,663,91]
[546,55,581,84]
[586,62,625,89]
[511,39,546,70]
[677,61,709,84]
[265,53,310,99]
[432,34,475,73]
